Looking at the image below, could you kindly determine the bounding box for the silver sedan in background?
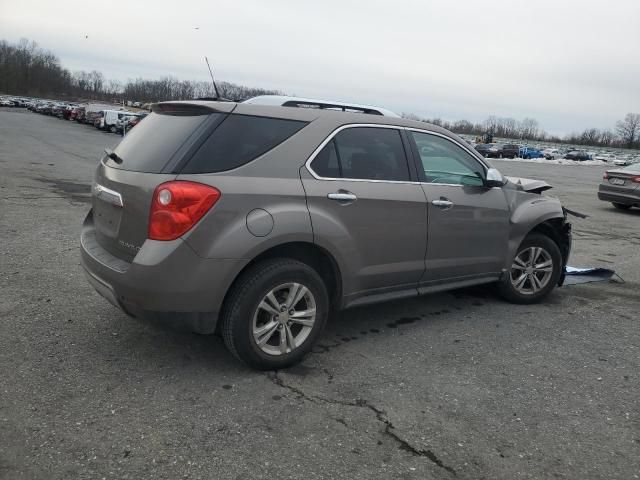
[598,163,640,210]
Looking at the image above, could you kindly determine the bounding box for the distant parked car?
[613,156,633,166]
[542,148,561,160]
[474,143,493,157]
[114,114,144,133]
[564,151,591,161]
[593,153,618,163]
[0,99,15,107]
[38,103,54,115]
[62,106,76,120]
[598,163,640,210]
[488,143,519,159]
[92,111,105,128]
[519,147,544,159]
[75,108,87,123]
[127,112,148,128]
[52,104,67,118]
[69,106,84,121]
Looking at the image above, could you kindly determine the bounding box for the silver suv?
[81,96,572,369]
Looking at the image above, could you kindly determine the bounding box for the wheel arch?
[508,215,572,285]
[218,241,343,332]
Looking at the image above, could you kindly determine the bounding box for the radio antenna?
[204,56,220,99]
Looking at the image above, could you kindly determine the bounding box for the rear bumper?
[597,189,639,206]
[80,211,247,333]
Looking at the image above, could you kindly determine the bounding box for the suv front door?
[408,130,511,285]
[302,125,428,304]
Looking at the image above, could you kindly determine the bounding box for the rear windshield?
[180,114,307,174]
[110,112,210,173]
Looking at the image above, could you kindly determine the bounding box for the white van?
[99,110,136,133]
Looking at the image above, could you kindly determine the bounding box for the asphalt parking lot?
[1,108,639,480]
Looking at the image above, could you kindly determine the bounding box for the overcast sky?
[1,0,639,135]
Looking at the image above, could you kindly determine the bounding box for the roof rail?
[242,95,400,118]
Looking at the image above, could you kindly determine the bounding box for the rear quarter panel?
[177,174,313,259]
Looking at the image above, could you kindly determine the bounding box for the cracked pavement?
[1,109,639,479]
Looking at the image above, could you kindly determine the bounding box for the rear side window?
[311,127,410,181]
[111,112,210,173]
[181,115,307,174]
[310,140,340,178]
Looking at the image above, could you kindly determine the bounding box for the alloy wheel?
[510,246,554,295]
[252,283,316,356]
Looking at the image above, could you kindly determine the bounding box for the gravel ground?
[1,108,639,480]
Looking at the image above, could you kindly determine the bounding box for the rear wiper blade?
[104,148,123,164]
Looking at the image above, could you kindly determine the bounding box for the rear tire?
[221,259,329,370]
[497,233,562,304]
[612,202,631,210]
[109,125,117,134]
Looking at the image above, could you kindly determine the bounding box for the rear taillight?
[603,171,608,179]
[148,181,221,241]
[632,176,640,184]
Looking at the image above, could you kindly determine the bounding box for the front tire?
[497,233,562,304]
[221,259,329,370]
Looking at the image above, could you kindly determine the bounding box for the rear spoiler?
[151,101,236,116]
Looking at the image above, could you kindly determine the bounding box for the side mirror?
[485,168,505,188]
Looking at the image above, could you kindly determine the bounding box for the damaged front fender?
[505,176,553,194]
[503,184,573,286]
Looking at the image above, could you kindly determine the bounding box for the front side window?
[311,127,410,181]
[410,131,485,187]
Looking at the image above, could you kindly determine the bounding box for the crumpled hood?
[505,176,553,194]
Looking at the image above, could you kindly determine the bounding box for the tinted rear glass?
[181,114,307,174]
[110,112,210,173]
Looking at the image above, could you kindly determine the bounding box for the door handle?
[431,198,453,209]
[328,191,357,204]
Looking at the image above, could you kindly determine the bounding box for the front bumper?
[80,211,247,333]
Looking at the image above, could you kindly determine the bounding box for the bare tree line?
[0,38,280,104]
[402,112,640,149]
[2,38,639,149]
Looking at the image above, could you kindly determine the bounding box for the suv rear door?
[302,125,428,303]
[407,130,510,284]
